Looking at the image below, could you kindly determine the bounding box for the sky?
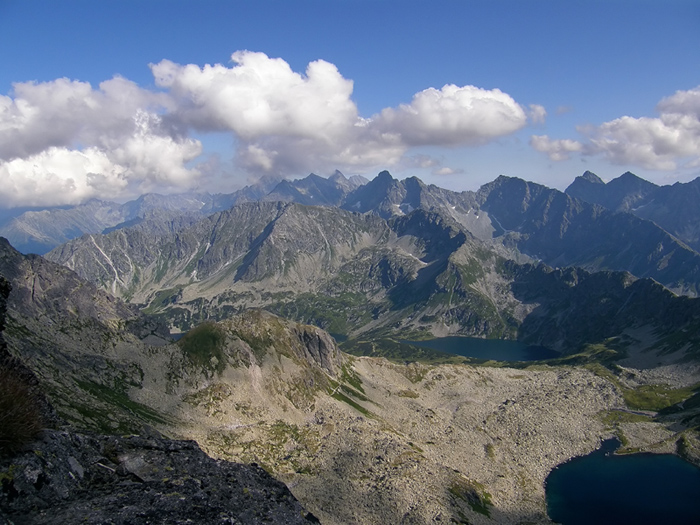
[0,0,699,208]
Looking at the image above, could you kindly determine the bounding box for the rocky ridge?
[0,171,366,256]
[0,431,317,525]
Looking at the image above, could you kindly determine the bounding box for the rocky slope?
[0,280,318,524]
[0,431,318,525]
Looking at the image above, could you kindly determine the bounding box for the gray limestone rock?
[0,430,318,524]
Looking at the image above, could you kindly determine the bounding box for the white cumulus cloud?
[372,84,528,146]
[151,52,531,177]
[0,77,201,207]
[530,135,584,161]
[0,147,128,207]
[583,86,700,170]
[0,50,538,206]
[532,85,700,171]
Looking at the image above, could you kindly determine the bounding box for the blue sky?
[0,0,699,207]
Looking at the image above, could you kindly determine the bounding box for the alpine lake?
[405,337,700,524]
[402,336,558,362]
[546,438,700,524]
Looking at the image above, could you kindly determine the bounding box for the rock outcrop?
[0,430,317,524]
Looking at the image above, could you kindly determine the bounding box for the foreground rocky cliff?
[1,430,317,524]
[0,271,316,524]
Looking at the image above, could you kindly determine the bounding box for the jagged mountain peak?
[263,172,359,206]
[607,171,657,192]
[375,169,394,181]
[566,170,658,211]
[579,170,604,184]
[564,172,605,205]
[340,171,464,220]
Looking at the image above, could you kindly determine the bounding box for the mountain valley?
[2,170,700,523]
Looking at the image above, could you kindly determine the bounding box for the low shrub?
[0,365,44,456]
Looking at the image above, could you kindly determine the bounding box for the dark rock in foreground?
[0,430,317,525]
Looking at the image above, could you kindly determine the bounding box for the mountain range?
[0,172,368,255]
[37,170,700,358]
[2,168,700,523]
[566,171,700,252]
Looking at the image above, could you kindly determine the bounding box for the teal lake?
[546,439,700,524]
[403,336,559,361]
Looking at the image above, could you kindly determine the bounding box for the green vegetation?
[586,362,700,412]
[599,410,654,426]
[153,253,172,283]
[268,292,375,339]
[448,476,493,517]
[340,361,364,393]
[660,390,700,416]
[177,321,228,375]
[143,286,184,314]
[75,380,171,428]
[622,383,700,412]
[330,390,375,418]
[0,366,44,456]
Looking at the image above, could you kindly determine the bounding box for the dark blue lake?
[546,439,700,524]
[403,336,559,361]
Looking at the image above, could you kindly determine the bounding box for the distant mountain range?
[0,173,364,255]
[566,171,700,252]
[36,170,700,359]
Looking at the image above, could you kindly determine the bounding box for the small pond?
[545,439,700,524]
[403,336,559,362]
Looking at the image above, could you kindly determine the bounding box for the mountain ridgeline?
[566,171,700,252]
[3,170,700,524]
[0,172,368,255]
[39,170,700,362]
